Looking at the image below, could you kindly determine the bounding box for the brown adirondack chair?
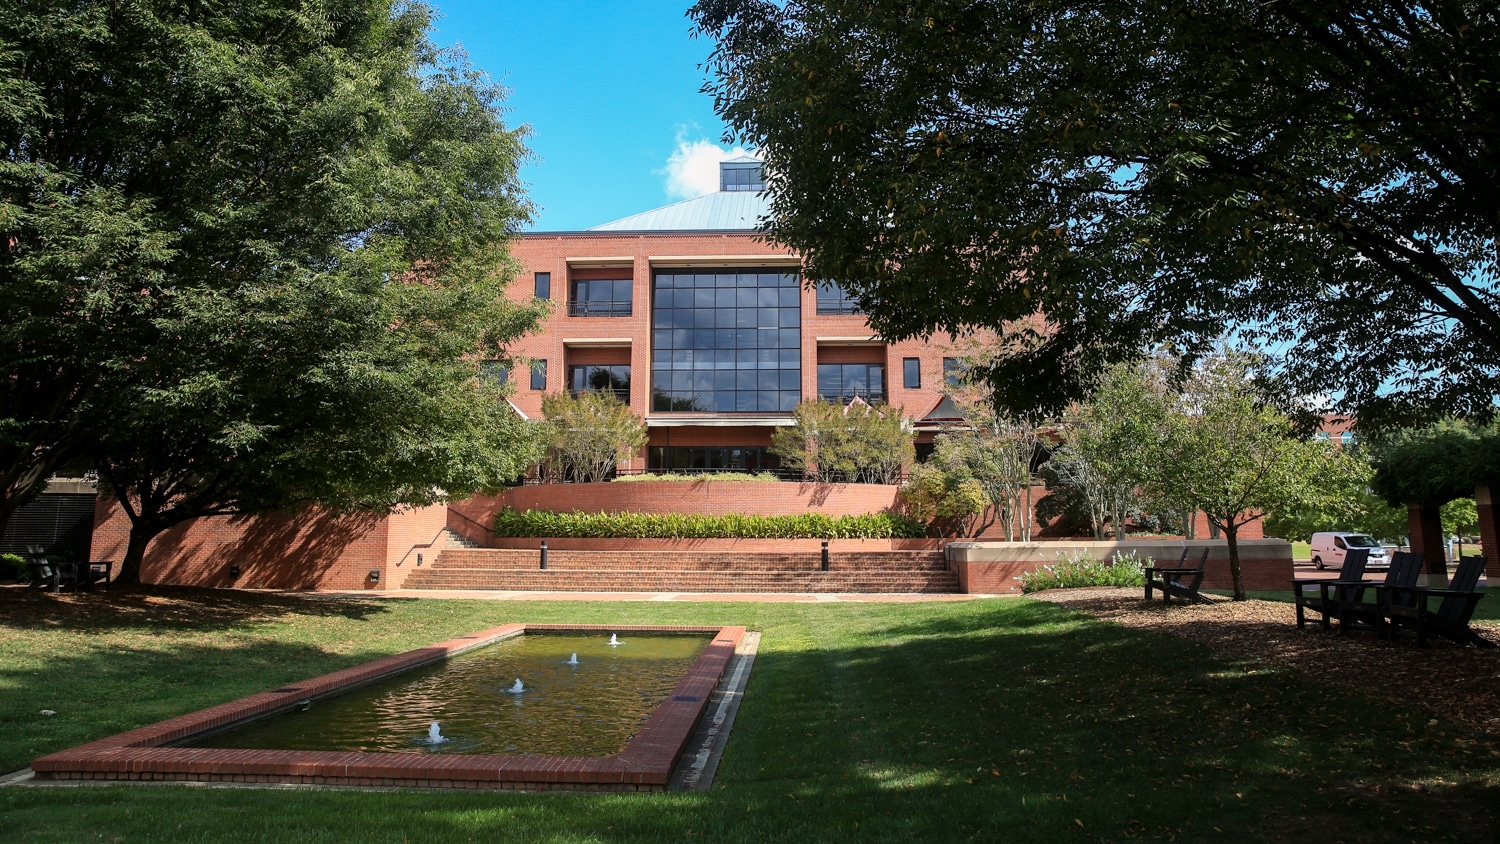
[1293,548,1369,629]
[1144,547,1211,604]
[1379,555,1492,648]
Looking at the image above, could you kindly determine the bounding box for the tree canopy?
[692,0,1500,423]
[1,0,544,578]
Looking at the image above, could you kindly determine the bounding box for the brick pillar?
[1407,503,1447,578]
[1476,486,1500,579]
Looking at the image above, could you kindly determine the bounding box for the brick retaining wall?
[946,539,1293,595]
[91,500,447,591]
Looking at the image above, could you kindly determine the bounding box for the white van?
[1309,532,1390,570]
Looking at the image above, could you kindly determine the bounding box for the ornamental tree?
[1146,357,1337,600]
[771,399,913,483]
[693,0,1500,424]
[539,392,648,484]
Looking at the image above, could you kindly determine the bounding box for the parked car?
[1309,532,1390,569]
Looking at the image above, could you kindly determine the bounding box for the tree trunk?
[1224,520,1246,601]
[117,522,158,586]
[1022,482,1033,542]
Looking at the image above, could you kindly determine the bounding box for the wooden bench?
[1144,548,1210,604]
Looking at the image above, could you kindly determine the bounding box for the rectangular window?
[569,278,632,316]
[479,360,509,386]
[648,446,778,473]
[814,281,862,315]
[650,270,802,412]
[534,272,551,300]
[530,360,547,391]
[817,363,886,404]
[567,364,630,401]
[943,357,964,389]
[902,358,921,389]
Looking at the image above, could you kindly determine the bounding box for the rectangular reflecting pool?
[190,633,709,757]
[33,623,746,791]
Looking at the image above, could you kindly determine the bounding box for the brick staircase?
[401,548,959,593]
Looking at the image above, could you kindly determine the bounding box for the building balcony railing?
[567,301,632,317]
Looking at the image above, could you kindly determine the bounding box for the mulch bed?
[1031,587,1500,736]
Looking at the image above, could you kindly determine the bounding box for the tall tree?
[1,0,543,578]
[693,1,1500,424]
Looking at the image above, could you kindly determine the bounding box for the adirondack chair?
[1324,550,1423,632]
[1144,547,1211,604]
[1379,555,1492,648]
[1292,548,1369,629]
[24,545,67,593]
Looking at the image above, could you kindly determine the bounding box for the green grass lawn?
[1291,541,1310,561]
[2,587,1498,842]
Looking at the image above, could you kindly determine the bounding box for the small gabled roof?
[915,394,969,428]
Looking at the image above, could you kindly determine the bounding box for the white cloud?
[660,137,757,200]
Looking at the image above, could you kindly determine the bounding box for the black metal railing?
[567,301,632,317]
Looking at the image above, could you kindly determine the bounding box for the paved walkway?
[343,589,1001,603]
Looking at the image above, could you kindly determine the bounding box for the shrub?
[0,552,28,583]
[611,472,782,483]
[1019,549,1148,593]
[493,509,926,539]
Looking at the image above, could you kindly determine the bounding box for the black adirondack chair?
[1293,548,1369,629]
[1144,547,1211,604]
[1379,555,1492,648]
[1325,550,1423,632]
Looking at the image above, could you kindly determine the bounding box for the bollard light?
[540,540,549,570]
[821,540,830,572]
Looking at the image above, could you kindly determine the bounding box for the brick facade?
[501,231,967,472]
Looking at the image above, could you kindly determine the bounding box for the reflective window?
[534,272,551,300]
[651,270,802,412]
[815,281,862,315]
[903,357,921,389]
[649,446,778,472]
[720,163,764,192]
[479,360,509,386]
[530,360,547,391]
[817,363,886,404]
[569,279,632,317]
[943,357,965,388]
[568,364,630,401]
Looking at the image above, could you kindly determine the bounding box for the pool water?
[189,633,709,757]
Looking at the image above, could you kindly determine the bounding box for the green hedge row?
[492,509,927,539]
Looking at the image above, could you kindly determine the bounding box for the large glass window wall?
[651,270,802,412]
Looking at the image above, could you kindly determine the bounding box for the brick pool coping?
[32,623,746,792]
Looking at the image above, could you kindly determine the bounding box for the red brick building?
[499,157,964,472]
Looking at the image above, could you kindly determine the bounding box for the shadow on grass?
[0,583,399,633]
[1,597,1498,843]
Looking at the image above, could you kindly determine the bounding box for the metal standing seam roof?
[586,190,772,232]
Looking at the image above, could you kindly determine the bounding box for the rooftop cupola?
[720,156,764,192]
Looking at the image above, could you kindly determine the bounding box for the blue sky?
[430,1,750,232]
